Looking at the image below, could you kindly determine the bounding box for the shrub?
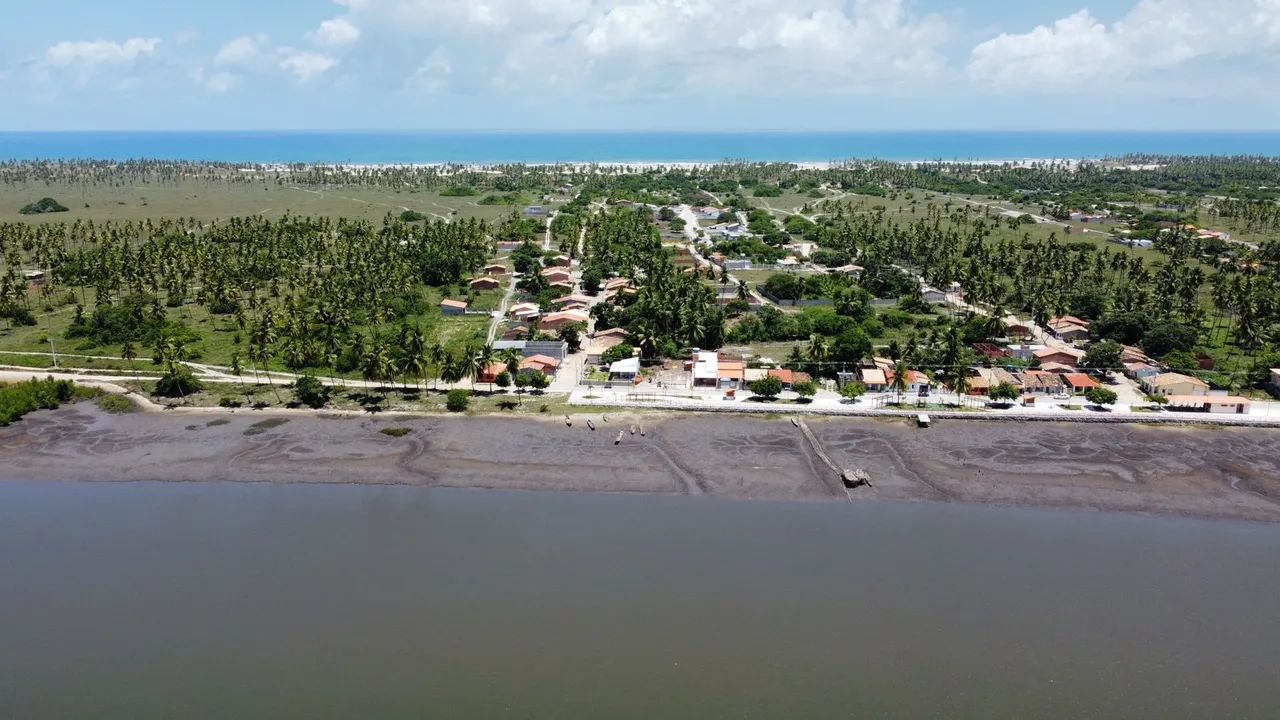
[792,380,818,397]
[19,197,69,215]
[293,375,330,409]
[96,394,136,414]
[446,389,471,412]
[749,375,784,399]
[1085,387,1118,407]
[380,427,413,437]
[153,369,203,398]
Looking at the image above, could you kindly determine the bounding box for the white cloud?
[215,35,269,66]
[310,17,362,46]
[278,49,339,81]
[44,38,160,68]
[969,0,1280,89]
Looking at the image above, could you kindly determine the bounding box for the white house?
[608,356,641,381]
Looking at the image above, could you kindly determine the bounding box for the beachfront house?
[860,368,889,393]
[1166,394,1252,414]
[1019,370,1065,396]
[584,328,630,364]
[608,356,641,382]
[689,351,744,390]
[1063,373,1102,396]
[1123,361,1161,381]
[1143,372,1209,398]
[439,299,468,316]
[767,368,811,391]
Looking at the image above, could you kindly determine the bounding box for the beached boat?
[917,414,931,428]
[630,425,637,435]
[615,431,624,445]
[565,416,572,427]
[791,417,800,427]
[587,419,596,431]
[639,426,646,436]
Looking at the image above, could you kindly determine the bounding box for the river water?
[2,482,1278,718]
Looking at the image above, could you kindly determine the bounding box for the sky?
[2,0,1279,131]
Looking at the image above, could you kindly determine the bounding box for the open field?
[0,180,557,224]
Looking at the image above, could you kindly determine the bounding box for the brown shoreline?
[3,405,1279,523]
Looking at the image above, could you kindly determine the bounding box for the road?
[675,204,771,306]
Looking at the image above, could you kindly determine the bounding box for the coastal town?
[2,158,1279,429]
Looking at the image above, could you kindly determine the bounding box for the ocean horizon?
[3,130,1280,164]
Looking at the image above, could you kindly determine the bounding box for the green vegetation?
[1086,387,1119,408]
[293,375,330,409]
[96,393,137,414]
[749,375,783,399]
[0,377,81,425]
[19,197,69,215]
[379,427,413,437]
[446,388,471,412]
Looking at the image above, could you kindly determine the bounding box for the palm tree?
[467,343,496,391]
[428,342,447,389]
[499,347,523,389]
[120,341,137,368]
[891,360,910,406]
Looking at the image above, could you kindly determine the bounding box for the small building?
[608,356,641,381]
[509,302,541,322]
[1166,395,1251,414]
[691,351,718,388]
[439,298,468,316]
[537,310,589,332]
[469,277,502,291]
[1049,315,1092,342]
[921,287,947,304]
[1143,372,1209,398]
[1006,343,1047,361]
[484,264,508,276]
[692,206,723,221]
[860,368,889,392]
[1123,361,1161,381]
[1020,370,1065,395]
[23,270,46,284]
[584,328,630,364]
[972,343,1009,361]
[1270,369,1280,398]
[830,264,864,278]
[785,242,816,259]
[718,358,746,390]
[524,340,570,361]
[1063,373,1102,395]
[522,205,548,218]
[540,268,573,283]
[479,362,508,384]
[548,255,572,267]
[520,354,561,376]
[767,368,811,390]
[1004,319,1037,339]
[553,294,593,308]
[724,258,752,271]
[1034,347,1085,368]
[968,367,1022,396]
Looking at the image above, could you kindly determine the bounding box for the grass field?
[0,180,559,224]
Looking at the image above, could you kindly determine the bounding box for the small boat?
[615,431,624,445]
[917,414,931,428]
[565,415,572,427]
[630,425,637,435]
[791,417,800,428]
[639,426,646,437]
[587,419,596,431]
[603,414,609,423]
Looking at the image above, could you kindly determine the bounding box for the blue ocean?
[2,130,1280,164]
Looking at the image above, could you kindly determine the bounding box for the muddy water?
[2,482,1278,718]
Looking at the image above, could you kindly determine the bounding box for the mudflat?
[3,405,1279,522]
